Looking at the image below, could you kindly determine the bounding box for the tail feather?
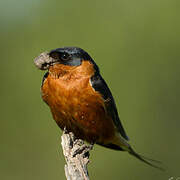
[99,134,164,171]
[140,154,162,164]
[128,146,165,171]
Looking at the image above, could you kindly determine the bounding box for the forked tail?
[128,146,165,171]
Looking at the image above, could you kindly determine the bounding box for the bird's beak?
[34,52,58,70]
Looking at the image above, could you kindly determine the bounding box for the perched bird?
[34,47,162,170]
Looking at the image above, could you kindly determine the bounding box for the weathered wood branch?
[61,131,93,180]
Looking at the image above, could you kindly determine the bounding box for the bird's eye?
[61,52,70,61]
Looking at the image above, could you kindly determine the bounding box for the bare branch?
[61,131,92,180]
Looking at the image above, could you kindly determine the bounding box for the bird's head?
[34,47,99,73]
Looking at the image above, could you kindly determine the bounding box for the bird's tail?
[105,133,164,170]
[127,146,164,171]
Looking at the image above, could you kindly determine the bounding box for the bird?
[34,47,163,170]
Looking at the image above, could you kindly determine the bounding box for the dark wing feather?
[90,74,129,141]
[41,72,49,87]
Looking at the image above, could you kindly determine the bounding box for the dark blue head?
[49,47,99,72]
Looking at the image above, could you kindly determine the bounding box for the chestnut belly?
[49,95,115,143]
[41,75,116,144]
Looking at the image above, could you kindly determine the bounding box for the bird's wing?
[90,74,129,141]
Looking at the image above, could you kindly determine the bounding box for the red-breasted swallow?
[34,47,163,170]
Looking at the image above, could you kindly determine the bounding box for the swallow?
[34,47,163,170]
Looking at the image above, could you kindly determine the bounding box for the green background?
[1,0,180,179]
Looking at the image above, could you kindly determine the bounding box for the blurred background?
[0,0,180,179]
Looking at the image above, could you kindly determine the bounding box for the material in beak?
[34,52,57,70]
